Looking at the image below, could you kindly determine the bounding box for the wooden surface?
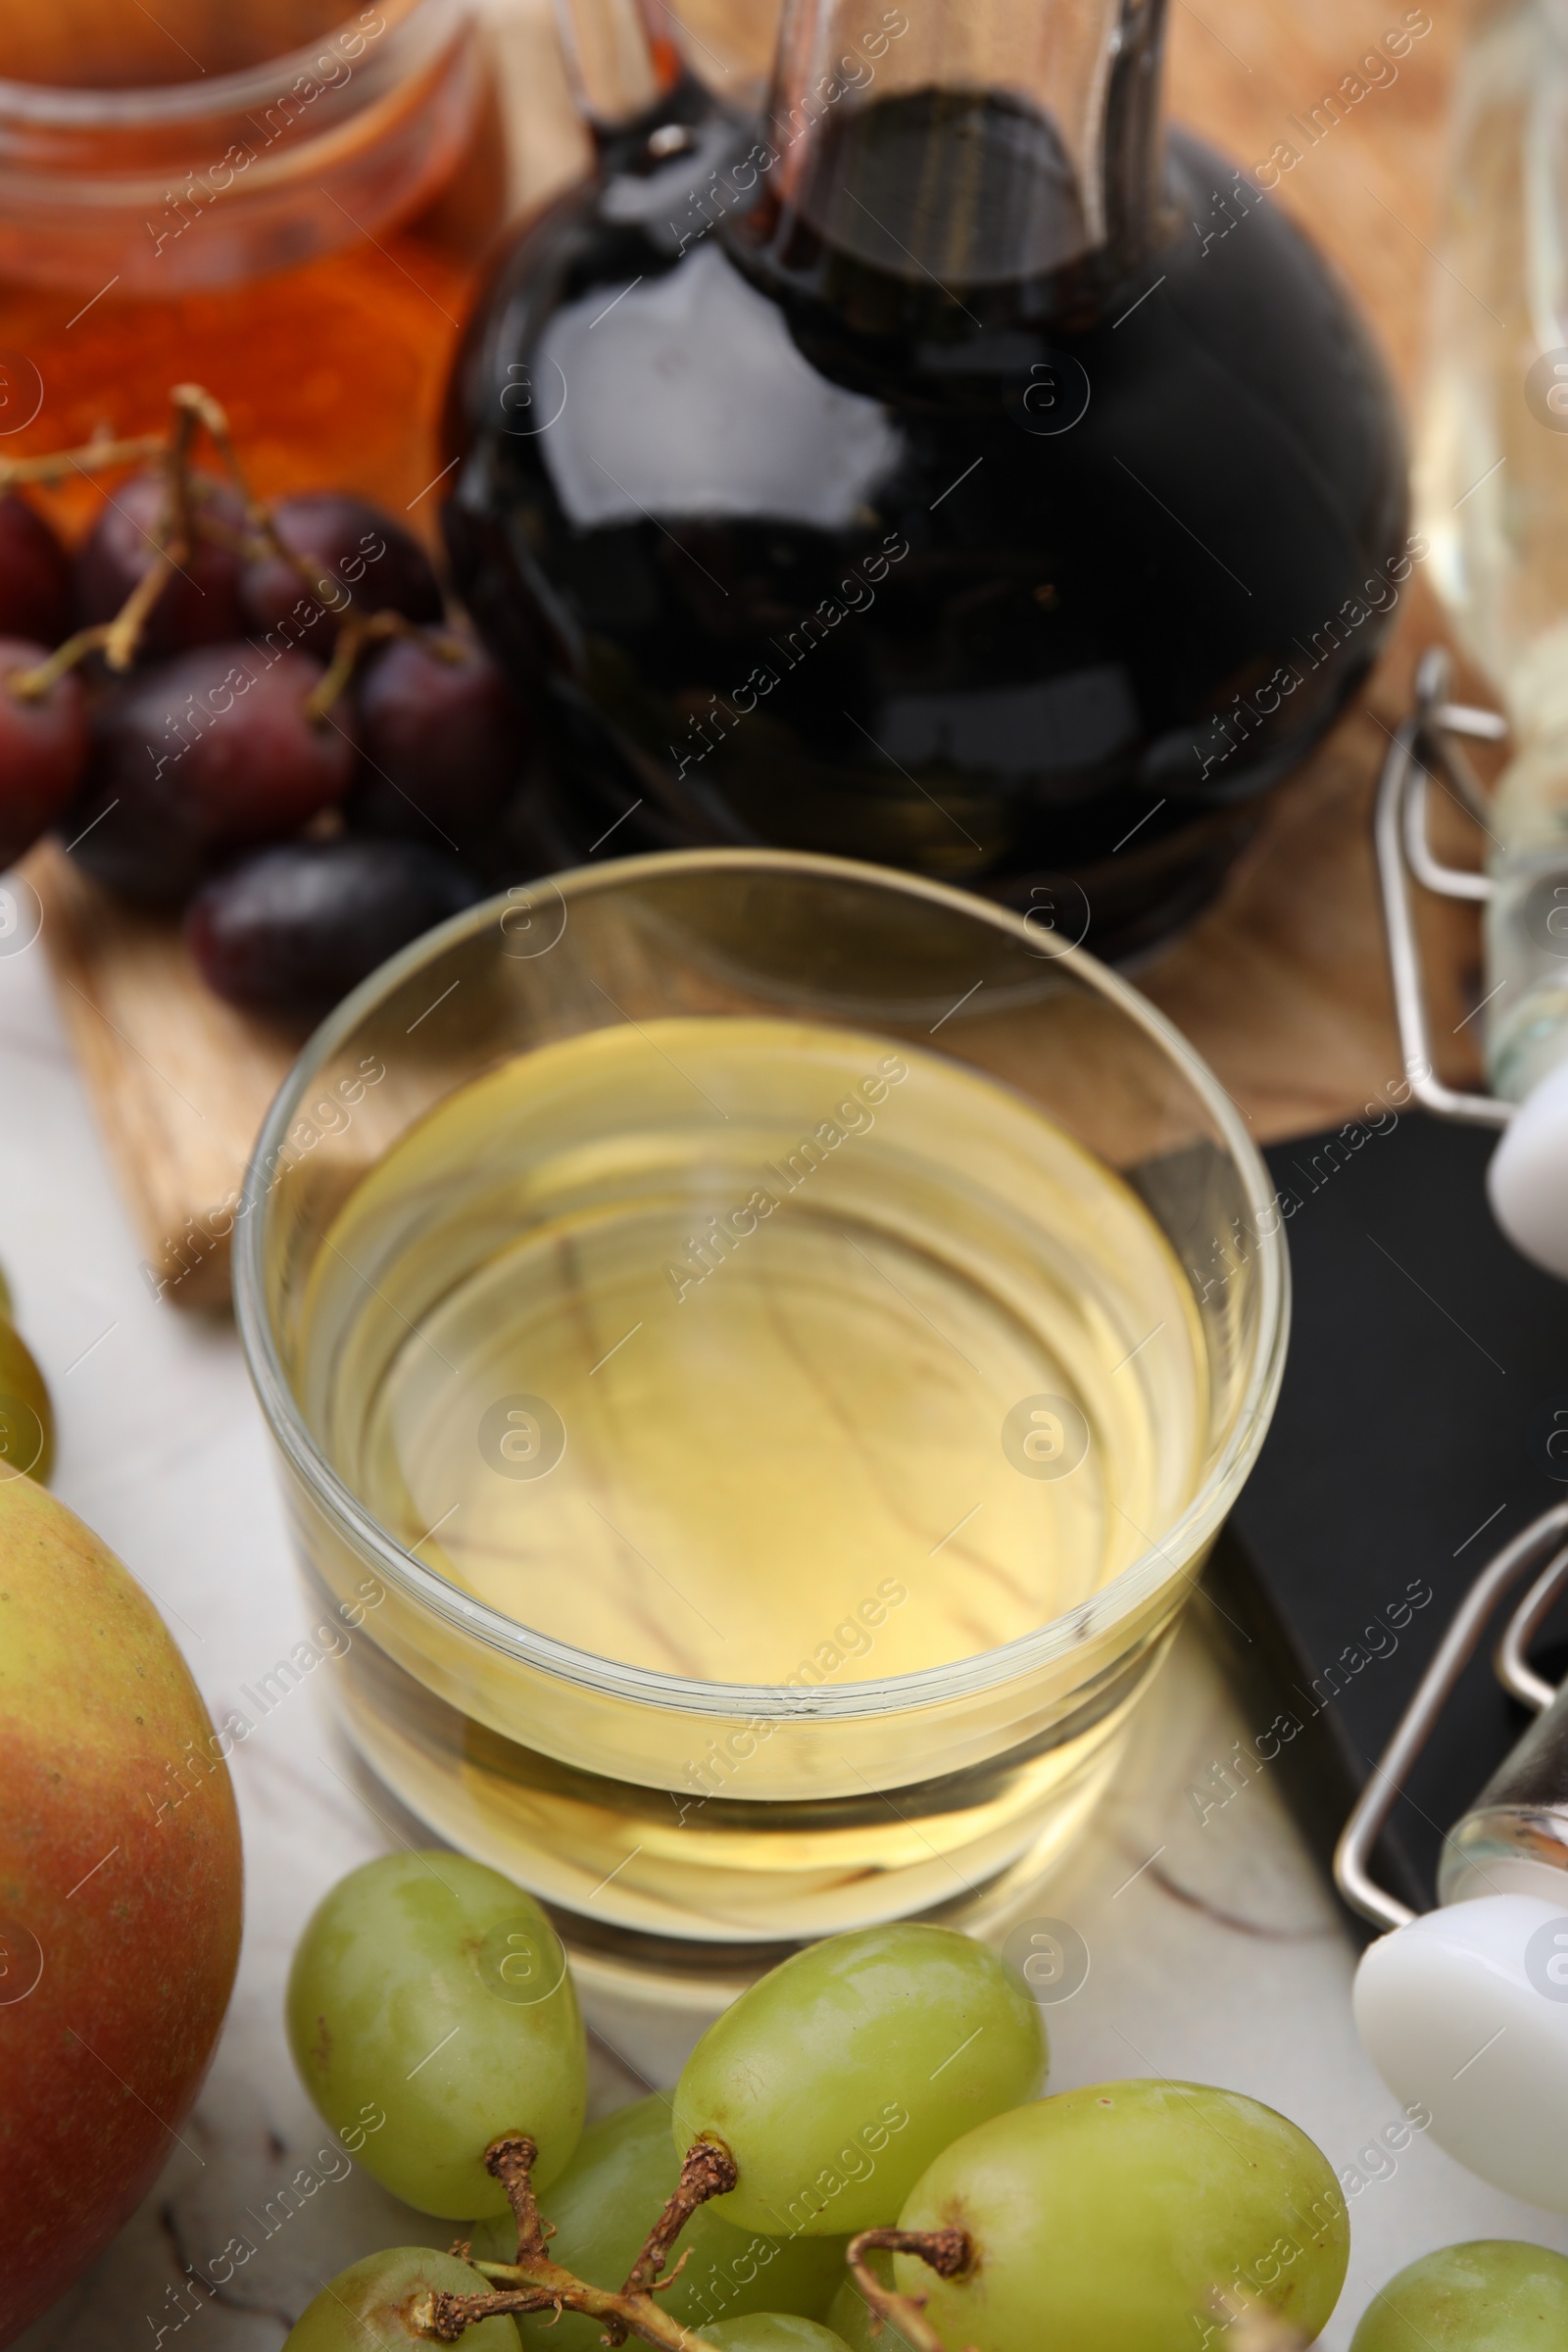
[28,844,301,1308]
[33,0,1491,1304]
[1142,0,1491,1136]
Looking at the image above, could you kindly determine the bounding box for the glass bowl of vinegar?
[235,850,1287,2025]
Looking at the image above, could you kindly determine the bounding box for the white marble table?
[3,925,1565,2352]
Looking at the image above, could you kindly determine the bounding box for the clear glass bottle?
[1440,1676,1568,1903]
[444,0,1409,960]
[1415,0,1568,1101]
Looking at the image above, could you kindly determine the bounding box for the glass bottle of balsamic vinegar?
[444,0,1410,958]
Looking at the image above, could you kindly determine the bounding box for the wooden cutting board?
[28,0,1488,1308]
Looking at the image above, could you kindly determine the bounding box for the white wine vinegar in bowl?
[237,853,1286,1981]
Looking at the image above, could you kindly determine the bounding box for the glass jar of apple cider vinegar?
[0,0,507,517]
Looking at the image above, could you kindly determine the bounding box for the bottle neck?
[552,0,685,145]
[736,0,1169,328]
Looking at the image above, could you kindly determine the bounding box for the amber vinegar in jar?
[0,0,507,517]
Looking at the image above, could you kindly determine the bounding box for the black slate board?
[1200,1108,1568,1931]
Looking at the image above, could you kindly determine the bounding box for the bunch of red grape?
[0,430,531,1024]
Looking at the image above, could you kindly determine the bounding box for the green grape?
[0,1308,53,1485]
[1348,2241,1568,2349]
[827,2253,918,2352]
[466,2094,849,2345]
[286,1850,586,2218]
[895,2080,1348,2352]
[702,2321,851,2351]
[283,2248,519,2352]
[672,1925,1046,2238]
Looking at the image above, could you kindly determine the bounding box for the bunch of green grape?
[283,1851,1356,2352]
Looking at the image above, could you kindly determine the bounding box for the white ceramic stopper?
[1354,1893,1568,2210]
[1489,1054,1568,1280]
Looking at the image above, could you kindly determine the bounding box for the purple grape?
[74,470,248,656]
[0,496,73,649]
[0,640,88,866]
[184,839,482,1022]
[65,644,357,906]
[240,493,443,660]
[345,625,527,854]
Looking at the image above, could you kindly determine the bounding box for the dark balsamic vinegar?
[445,74,1407,958]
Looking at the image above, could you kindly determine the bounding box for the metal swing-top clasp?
[1374,646,1512,1130]
[1336,1501,1568,1932]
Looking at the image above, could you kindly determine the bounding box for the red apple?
[0,1475,243,2342]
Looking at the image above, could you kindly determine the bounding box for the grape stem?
[0,430,166,488]
[487,2132,553,2265]
[0,381,459,713]
[846,2228,974,2352]
[305,609,466,723]
[410,2134,737,2352]
[165,383,465,717]
[622,2136,740,2299]
[99,393,203,673]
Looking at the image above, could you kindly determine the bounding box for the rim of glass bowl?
[234,847,1290,1721]
[0,0,455,134]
